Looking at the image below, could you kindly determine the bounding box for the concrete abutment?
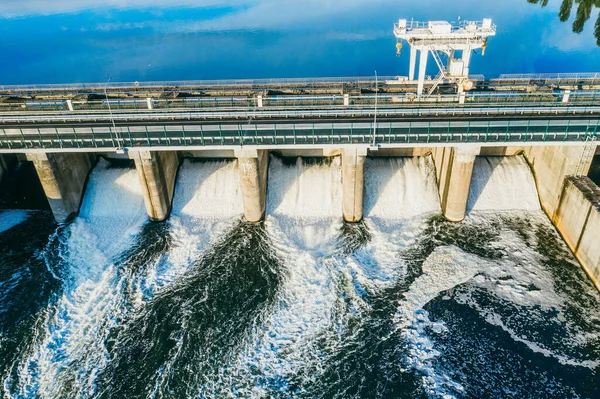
[131,150,181,222]
[26,152,95,223]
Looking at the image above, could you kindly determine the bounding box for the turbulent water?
[0,155,599,398]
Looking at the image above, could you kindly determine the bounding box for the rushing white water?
[365,157,441,222]
[138,159,244,301]
[6,159,148,399]
[468,156,540,212]
[0,210,30,234]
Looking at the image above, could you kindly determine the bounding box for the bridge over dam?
[1,74,599,289]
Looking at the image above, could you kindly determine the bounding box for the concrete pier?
[26,152,95,223]
[131,151,180,221]
[342,148,367,223]
[433,145,480,222]
[235,149,269,222]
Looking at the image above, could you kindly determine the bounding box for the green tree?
[528,0,600,45]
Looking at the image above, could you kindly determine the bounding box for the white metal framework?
[394,19,496,96]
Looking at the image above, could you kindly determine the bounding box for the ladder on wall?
[575,134,597,176]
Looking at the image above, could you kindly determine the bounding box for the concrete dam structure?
[0,71,599,292]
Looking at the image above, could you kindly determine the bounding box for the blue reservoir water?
[1,2,600,399]
[0,0,598,84]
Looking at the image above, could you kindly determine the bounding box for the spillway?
[468,156,541,213]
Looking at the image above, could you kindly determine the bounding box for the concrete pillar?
[434,145,480,222]
[146,98,154,110]
[343,93,350,106]
[409,47,417,81]
[562,90,571,104]
[26,152,95,223]
[66,99,74,112]
[257,95,264,108]
[417,48,429,96]
[342,147,367,223]
[131,151,180,221]
[235,149,269,222]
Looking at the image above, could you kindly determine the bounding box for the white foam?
[468,156,540,212]
[396,221,600,398]
[137,159,244,301]
[0,210,30,233]
[172,159,243,220]
[365,157,441,221]
[6,159,148,398]
[267,156,342,219]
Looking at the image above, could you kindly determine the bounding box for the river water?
[1,1,600,398]
[1,155,599,398]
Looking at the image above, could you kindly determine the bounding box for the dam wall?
[553,177,600,290]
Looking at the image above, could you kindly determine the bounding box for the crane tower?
[394,18,496,96]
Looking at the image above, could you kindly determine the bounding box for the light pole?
[104,77,121,149]
[372,70,378,147]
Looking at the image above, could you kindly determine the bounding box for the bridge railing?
[1,90,598,114]
[1,119,597,151]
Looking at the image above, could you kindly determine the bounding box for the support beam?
[26,152,95,223]
[132,151,180,221]
[434,145,480,222]
[235,149,269,222]
[342,147,367,223]
[409,47,417,81]
[417,48,429,96]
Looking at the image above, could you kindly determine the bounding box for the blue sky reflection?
[0,0,598,84]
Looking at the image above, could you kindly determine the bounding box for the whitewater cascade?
[467,156,541,212]
[7,159,148,398]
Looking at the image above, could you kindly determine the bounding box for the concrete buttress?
[433,145,480,222]
[342,147,367,222]
[132,151,180,221]
[236,149,269,222]
[26,152,95,223]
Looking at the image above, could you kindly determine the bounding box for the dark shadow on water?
[95,220,284,398]
[0,211,58,380]
[0,160,50,210]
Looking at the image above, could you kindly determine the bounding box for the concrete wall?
[523,145,591,219]
[342,148,366,222]
[553,177,600,290]
[131,151,180,221]
[26,152,95,223]
[236,149,269,222]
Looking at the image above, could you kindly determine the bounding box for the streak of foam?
[0,210,30,234]
[5,159,148,399]
[396,216,600,399]
[135,159,244,300]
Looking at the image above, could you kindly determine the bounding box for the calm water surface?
[0,0,598,84]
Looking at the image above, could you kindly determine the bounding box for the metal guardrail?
[496,73,600,81]
[2,91,598,115]
[2,73,599,94]
[0,105,598,125]
[1,119,597,151]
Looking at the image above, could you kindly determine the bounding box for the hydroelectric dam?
[1,69,600,290]
[2,15,600,397]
